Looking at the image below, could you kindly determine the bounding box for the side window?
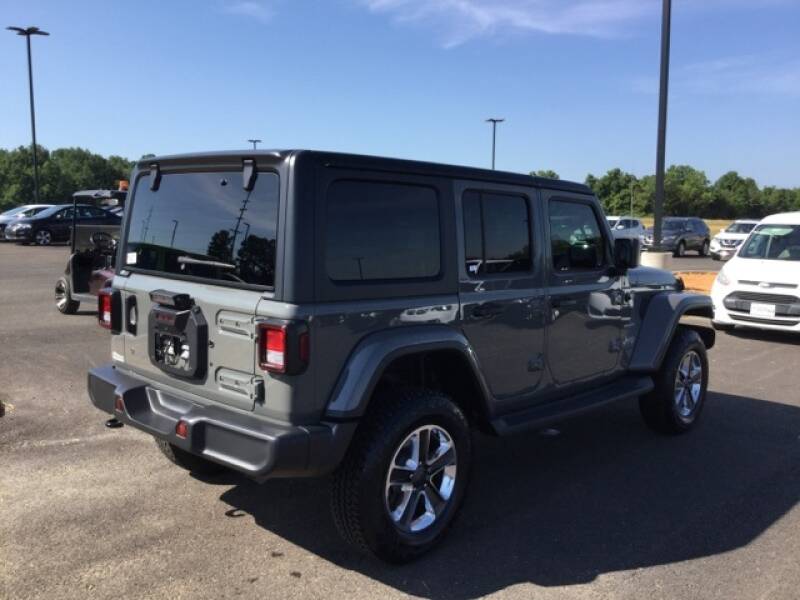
[326,180,440,282]
[56,208,73,220]
[549,200,608,272]
[462,190,531,277]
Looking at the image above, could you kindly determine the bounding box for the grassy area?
[638,217,733,233]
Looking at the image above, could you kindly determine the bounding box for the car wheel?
[154,439,227,475]
[699,240,710,257]
[640,327,708,434]
[34,229,52,246]
[331,387,471,563]
[55,277,80,314]
[673,240,686,258]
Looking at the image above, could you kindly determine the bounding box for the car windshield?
[725,222,756,234]
[738,224,800,261]
[1,206,30,217]
[33,205,69,218]
[124,170,280,288]
[663,219,684,231]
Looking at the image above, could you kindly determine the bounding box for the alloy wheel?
[674,350,703,421]
[55,280,68,311]
[384,424,457,534]
[35,230,51,245]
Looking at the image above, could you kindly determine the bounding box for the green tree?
[585,168,643,216]
[531,169,560,179]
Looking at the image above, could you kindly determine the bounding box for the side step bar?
[492,376,654,435]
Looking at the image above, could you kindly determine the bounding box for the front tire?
[55,277,80,314]
[34,229,52,246]
[700,240,710,257]
[674,240,686,258]
[331,388,471,563]
[155,439,227,475]
[640,328,708,434]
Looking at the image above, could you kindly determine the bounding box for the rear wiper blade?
[177,256,236,270]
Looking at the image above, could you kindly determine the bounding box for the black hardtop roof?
[138,150,593,195]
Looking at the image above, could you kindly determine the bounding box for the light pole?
[7,26,49,204]
[485,118,504,170]
[653,0,671,250]
[247,139,262,150]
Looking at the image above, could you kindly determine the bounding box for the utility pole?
[485,118,504,170]
[7,26,50,203]
[247,139,262,150]
[653,0,672,250]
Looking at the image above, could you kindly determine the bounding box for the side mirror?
[614,237,640,271]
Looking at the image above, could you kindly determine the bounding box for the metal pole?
[248,139,261,150]
[653,0,671,250]
[25,34,40,203]
[485,118,504,170]
[491,123,496,170]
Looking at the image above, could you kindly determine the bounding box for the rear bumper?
[87,364,357,481]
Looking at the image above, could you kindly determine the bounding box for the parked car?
[711,212,800,333]
[709,219,759,261]
[4,203,121,245]
[87,150,714,563]
[0,204,53,238]
[606,215,646,240]
[54,193,126,314]
[641,217,710,257]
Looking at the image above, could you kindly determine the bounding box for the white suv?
[711,212,800,333]
[606,216,645,240]
[709,219,759,261]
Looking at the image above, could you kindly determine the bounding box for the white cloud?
[222,1,275,23]
[358,0,658,47]
[633,55,800,97]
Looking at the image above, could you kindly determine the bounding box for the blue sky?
[1,0,798,186]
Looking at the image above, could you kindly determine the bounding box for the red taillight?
[175,420,189,439]
[260,324,287,373]
[98,291,112,329]
[257,323,309,374]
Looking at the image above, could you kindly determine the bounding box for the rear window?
[325,180,441,281]
[124,170,280,288]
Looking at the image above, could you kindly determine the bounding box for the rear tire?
[640,327,708,434]
[331,387,471,563]
[155,439,227,475]
[55,277,80,314]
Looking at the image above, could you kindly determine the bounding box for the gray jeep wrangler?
[88,150,714,562]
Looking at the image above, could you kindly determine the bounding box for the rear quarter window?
[325,180,441,281]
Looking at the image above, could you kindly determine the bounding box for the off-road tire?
[55,276,80,314]
[640,327,708,434]
[331,387,472,563]
[155,439,226,475]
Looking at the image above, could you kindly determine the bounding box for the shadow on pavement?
[220,392,800,599]
[725,328,800,346]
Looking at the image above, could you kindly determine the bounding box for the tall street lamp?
[653,0,671,251]
[7,26,49,204]
[248,139,262,150]
[485,118,504,170]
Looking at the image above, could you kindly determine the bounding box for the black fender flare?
[324,325,491,420]
[628,292,715,373]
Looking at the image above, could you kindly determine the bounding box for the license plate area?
[750,302,776,319]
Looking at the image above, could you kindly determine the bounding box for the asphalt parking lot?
[2,243,799,600]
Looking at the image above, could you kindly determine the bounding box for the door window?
[549,200,608,272]
[462,190,531,276]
